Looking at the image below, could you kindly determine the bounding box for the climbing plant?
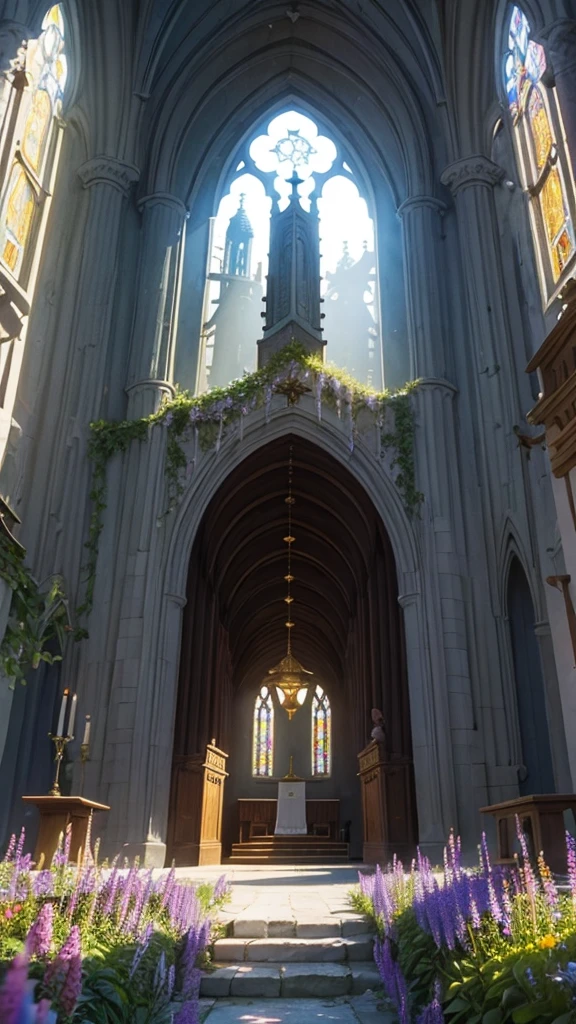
[0,534,71,684]
[82,342,421,618]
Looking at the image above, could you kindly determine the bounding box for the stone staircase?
[227,835,349,864]
[200,909,380,999]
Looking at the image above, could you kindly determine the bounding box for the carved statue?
[370,707,385,744]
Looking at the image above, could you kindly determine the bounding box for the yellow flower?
[539,935,556,949]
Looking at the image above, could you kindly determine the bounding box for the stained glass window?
[503,6,575,296]
[252,685,274,777]
[0,5,67,281]
[199,109,382,393]
[312,684,331,776]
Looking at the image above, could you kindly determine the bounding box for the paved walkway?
[173,865,390,1023]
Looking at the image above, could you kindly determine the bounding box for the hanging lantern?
[267,652,313,720]
[263,444,313,718]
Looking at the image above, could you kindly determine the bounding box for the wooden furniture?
[21,796,110,865]
[238,798,340,842]
[167,742,229,866]
[481,794,576,874]
[358,740,417,864]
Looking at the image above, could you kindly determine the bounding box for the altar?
[275,779,307,835]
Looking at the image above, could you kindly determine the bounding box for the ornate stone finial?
[0,21,30,75]
[78,157,140,196]
[441,157,505,196]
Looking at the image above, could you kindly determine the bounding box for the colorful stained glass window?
[312,685,331,776]
[0,5,66,280]
[252,685,274,777]
[504,5,575,291]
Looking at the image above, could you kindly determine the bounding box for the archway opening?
[166,435,417,864]
[507,557,555,795]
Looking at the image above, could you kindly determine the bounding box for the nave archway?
[166,435,418,863]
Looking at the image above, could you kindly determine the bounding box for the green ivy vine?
[0,534,71,684]
[82,342,421,619]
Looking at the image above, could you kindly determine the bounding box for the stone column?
[398,195,486,848]
[38,157,140,585]
[541,20,576,179]
[126,192,188,419]
[440,156,534,802]
[98,193,187,864]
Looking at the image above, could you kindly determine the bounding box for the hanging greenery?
[0,534,71,684]
[82,342,421,618]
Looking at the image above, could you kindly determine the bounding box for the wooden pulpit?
[21,796,110,865]
[167,741,229,866]
[358,740,417,865]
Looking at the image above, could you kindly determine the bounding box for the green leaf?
[512,1004,552,1023]
[483,1011,504,1024]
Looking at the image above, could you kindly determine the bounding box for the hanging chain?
[284,444,295,654]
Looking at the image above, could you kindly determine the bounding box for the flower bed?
[0,826,230,1022]
[354,825,576,1024]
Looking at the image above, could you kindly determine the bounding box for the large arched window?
[311,684,331,776]
[252,685,274,777]
[503,5,575,302]
[0,5,66,419]
[199,109,382,392]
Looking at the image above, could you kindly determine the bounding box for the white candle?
[82,715,91,746]
[57,690,68,736]
[67,693,77,738]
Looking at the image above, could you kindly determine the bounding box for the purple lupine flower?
[118,863,139,926]
[15,828,25,863]
[102,859,120,916]
[160,867,176,910]
[174,1001,200,1024]
[43,925,81,996]
[3,832,16,862]
[129,926,153,980]
[0,951,28,1024]
[374,938,409,1023]
[129,870,154,936]
[27,902,54,957]
[213,875,229,902]
[33,871,53,897]
[417,981,445,1023]
[34,999,55,1023]
[59,945,82,1015]
[167,964,176,1001]
[567,832,576,913]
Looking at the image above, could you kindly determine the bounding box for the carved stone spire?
[258,171,325,366]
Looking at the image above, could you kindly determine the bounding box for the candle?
[82,715,91,746]
[56,689,68,737]
[67,692,77,738]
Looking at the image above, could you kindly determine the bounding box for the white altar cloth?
[274,781,307,835]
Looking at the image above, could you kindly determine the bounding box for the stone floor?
[173,864,390,1023]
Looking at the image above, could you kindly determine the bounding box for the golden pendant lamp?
[265,446,313,719]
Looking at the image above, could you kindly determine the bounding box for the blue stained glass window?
[252,685,274,777]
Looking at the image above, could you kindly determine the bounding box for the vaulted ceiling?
[190,434,382,688]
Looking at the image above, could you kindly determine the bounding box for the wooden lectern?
[21,796,110,865]
[167,742,229,866]
[357,740,416,864]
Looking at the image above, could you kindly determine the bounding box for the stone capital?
[78,156,140,196]
[397,195,447,218]
[540,20,576,77]
[137,192,188,217]
[441,156,505,195]
[397,592,419,609]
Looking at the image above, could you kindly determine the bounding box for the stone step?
[213,935,375,963]
[200,961,382,999]
[230,913,374,939]
[227,855,350,864]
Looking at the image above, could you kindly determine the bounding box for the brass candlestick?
[48,734,72,796]
[79,742,90,796]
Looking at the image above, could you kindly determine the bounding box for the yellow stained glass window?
[541,168,565,243]
[22,89,51,172]
[528,88,552,174]
[311,685,331,776]
[1,164,35,274]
